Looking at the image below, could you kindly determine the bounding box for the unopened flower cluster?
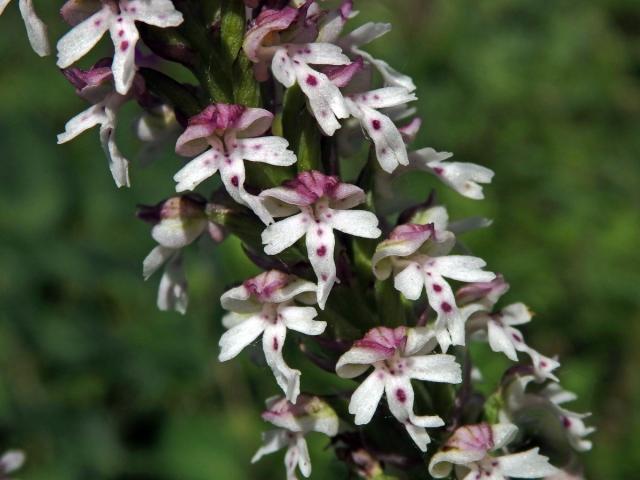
[2,1,593,478]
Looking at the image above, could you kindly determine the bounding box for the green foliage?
[0,0,638,479]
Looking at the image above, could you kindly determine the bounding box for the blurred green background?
[1,0,639,478]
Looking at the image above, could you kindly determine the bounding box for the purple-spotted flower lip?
[136,194,206,225]
[60,0,105,26]
[243,270,291,302]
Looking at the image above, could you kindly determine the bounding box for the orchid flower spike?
[459,276,561,382]
[0,0,49,56]
[345,87,417,173]
[174,103,296,225]
[429,423,559,479]
[260,171,381,309]
[139,194,224,314]
[243,6,352,136]
[372,221,495,351]
[336,326,462,452]
[408,147,494,200]
[57,61,136,188]
[218,270,325,402]
[57,0,183,94]
[252,395,339,480]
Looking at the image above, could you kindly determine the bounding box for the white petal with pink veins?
[57,7,110,68]
[218,316,265,362]
[174,149,220,192]
[349,371,385,425]
[262,213,308,255]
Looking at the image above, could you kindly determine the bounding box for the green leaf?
[220,0,245,67]
[232,50,261,107]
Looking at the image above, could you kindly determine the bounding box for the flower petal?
[128,0,183,28]
[348,371,385,425]
[328,209,381,239]
[251,429,289,463]
[142,245,176,279]
[305,223,336,309]
[394,263,425,301]
[262,213,308,255]
[236,136,297,166]
[109,19,139,94]
[57,103,107,144]
[56,7,110,68]
[487,320,519,361]
[355,104,408,173]
[292,42,350,66]
[263,322,301,402]
[157,254,188,314]
[498,448,559,478]
[218,315,265,361]
[294,61,348,136]
[432,256,495,283]
[408,354,462,384]
[18,0,50,56]
[280,306,326,336]
[272,48,296,87]
[174,149,220,192]
[99,121,131,187]
[351,87,417,110]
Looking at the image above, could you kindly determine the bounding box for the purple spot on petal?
[395,389,407,403]
[118,30,124,37]
[512,333,522,342]
[321,274,328,281]
[433,284,442,292]
[316,246,326,257]
[433,167,444,176]
[562,417,571,428]
[272,337,279,351]
[372,119,381,130]
[120,41,129,51]
[441,302,452,313]
[306,75,318,86]
[231,176,239,187]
